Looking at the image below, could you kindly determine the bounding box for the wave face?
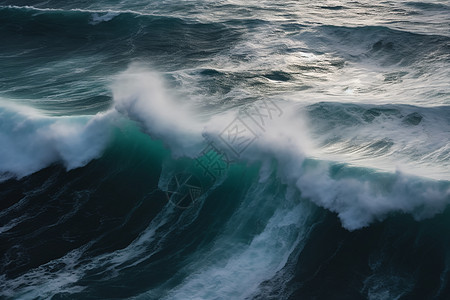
[1,1,450,299]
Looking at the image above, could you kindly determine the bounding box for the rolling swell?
[0,5,242,113]
[0,5,240,58]
[0,120,449,298]
[298,25,450,66]
[0,124,315,298]
[306,102,450,176]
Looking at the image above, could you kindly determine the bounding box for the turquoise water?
[0,1,449,299]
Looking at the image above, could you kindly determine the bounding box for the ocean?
[0,0,449,299]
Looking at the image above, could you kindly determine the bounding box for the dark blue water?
[0,1,449,299]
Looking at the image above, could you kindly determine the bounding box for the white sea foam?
[89,12,119,25]
[111,67,450,231]
[1,66,448,231]
[131,173,316,300]
[0,100,114,180]
[112,66,207,157]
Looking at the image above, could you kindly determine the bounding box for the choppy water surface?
[0,1,449,299]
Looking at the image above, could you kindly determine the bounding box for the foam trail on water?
[131,176,317,300]
[89,12,120,25]
[305,103,450,181]
[0,189,207,299]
